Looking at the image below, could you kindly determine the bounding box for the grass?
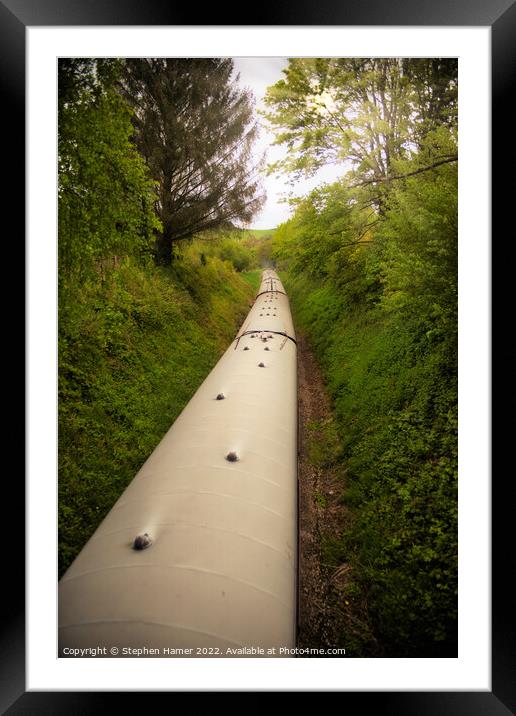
[314,491,327,508]
[58,254,253,578]
[281,270,458,657]
[240,269,262,292]
[306,418,342,469]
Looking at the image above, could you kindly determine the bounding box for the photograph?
[57,56,458,660]
[10,6,509,709]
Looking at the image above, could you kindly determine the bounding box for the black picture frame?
[9,0,513,711]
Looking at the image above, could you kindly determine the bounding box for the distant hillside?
[240,228,276,237]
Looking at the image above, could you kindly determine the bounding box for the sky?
[232,57,345,230]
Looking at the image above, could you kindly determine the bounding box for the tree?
[264,59,409,182]
[263,58,457,192]
[122,59,265,265]
[402,58,458,143]
[269,68,458,654]
[58,59,161,283]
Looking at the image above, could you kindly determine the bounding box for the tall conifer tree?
[122,58,265,264]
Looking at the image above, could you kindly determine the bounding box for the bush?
[59,256,253,577]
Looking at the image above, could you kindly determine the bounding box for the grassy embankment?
[281,271,457,657]
[240,269,262,292]
[59,252,254,578]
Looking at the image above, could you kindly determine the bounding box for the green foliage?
[180,227,275,275]
[307,418,342,468]
[58,59,161,284]
[314,491,327,509]
[286,275,457,656]
[240,269,262,292]
[216,238,254,272]
[320,534,348,568]
[275,130,458,655]
[264,58,457,188]
[378,127,458,335]
[59,256,253,578]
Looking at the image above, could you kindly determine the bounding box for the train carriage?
[58,269,298,657]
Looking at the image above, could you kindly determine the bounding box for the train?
[58,269,298,657]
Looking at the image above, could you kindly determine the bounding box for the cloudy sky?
[232,57,345,230]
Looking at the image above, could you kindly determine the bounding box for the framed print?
[8,0,513,710]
